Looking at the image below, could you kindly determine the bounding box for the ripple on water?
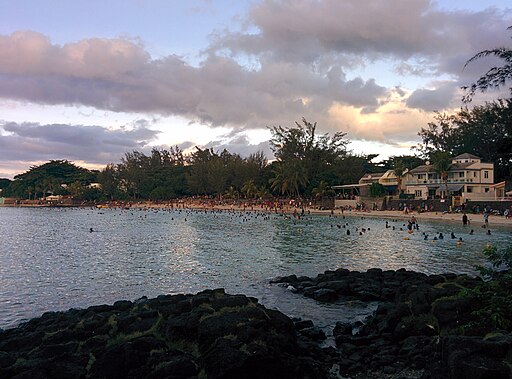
[0,207,510,329]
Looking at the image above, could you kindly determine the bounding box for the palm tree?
[224,186,238,200]
[463,26,512,102]
[241,180,257,199]
[269,164,289,196]
[311,180,335,208]
[270,160,308,198]
[256,186,271,200]
[431,151,452,205]
[392,161,406,196]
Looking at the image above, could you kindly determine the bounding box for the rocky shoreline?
[1,269,511,378]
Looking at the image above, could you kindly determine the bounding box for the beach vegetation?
[368,182,385,197]
[268,117,349,196]
[417,100,512,181]
[430,151,452,205]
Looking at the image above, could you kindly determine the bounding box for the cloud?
[204,133,273,159]
[0,0,510,163]
[405,82,458,111]
[0,30,387,131]
[0,120,159,165]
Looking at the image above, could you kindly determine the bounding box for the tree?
[417,101,512,181]
[369,182,385,198]
[269,160,308,198]
[5,160,95,199]
[463,26,512,102]
[98,164,120,200]
[256,186,271,200]
[269,118,348,196]
[431,151,452,205]
[335,154,379,185]
[224,186,238,200]
[241,180,257,199]
[311,180,335,208]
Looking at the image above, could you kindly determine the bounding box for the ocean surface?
[0,206,510,331]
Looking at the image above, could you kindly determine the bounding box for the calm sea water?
[0,206,510,330]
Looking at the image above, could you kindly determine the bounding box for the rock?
[333,321,353,337]
[294,319,314,331]
[442,336,512,379]
[0,291,331,378]
[312,288,338,302]
[299,327,326,341]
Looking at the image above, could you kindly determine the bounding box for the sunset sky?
[0,0,511,178]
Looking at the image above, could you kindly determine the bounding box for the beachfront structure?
[332,170,400,203]
[402,153,494,201]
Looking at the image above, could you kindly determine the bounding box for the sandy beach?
[127,200,512,228]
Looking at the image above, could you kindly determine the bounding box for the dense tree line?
[0,123,389,201]
[1,160,100,200]
[417,99,512,181]
[1,105,509,202]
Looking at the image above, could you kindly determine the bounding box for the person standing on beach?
[462,213,469,226]
[483,210,489,227]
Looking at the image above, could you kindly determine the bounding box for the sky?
[0,0,511,178]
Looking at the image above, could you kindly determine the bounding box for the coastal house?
[333,171,401,197]
[333,170,401,208]
[401,153,494,201]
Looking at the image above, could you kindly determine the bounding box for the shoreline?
[2,200,511,227]
[1,268,510,378]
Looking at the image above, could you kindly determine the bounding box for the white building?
[402,153,494,201]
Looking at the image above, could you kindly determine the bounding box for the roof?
[359,172,385,180]
[451,162,476,170]
[453,153,480,160]
[332,183,370,189]
[408,165,432,174]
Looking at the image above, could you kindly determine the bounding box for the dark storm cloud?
[0,121,159,163]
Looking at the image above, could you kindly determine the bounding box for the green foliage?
[477,244,512,279]
[417,101,512,181]
[268,118,349,197]
[454,244,512,334]
[3,160,96,199]
[334,154,378,185]
[186,147,267,197]
[0,178,11,190]
[115,147,188,199]
[269,159,308,197]
[368,182,385,197]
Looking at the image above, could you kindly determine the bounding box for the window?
[484,171,489,179]
[467,187,473,193]
[473,172,477,178]
[459,172,464,178]
[485,187,490,193]
[415,190,422,197]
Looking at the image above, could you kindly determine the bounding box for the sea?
[0,206,510,332]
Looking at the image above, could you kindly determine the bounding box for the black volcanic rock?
[0,289,330,379]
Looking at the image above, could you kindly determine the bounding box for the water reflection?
[0,207,509,329]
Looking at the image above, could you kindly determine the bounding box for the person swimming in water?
[89,228,94,232]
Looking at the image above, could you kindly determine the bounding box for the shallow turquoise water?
[0,206,510,329]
